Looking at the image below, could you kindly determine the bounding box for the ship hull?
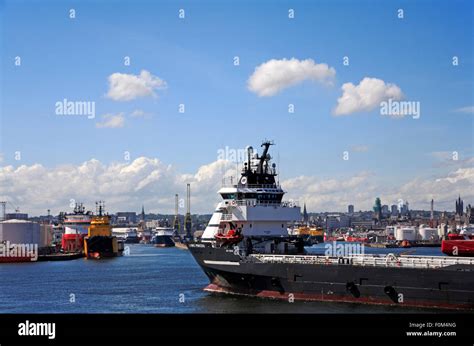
[0,256,37,263]
[442,240,474,256]
[189,243,474,310]
[152,235,175,248]
[84,236,123,259]
[61,234,87,252]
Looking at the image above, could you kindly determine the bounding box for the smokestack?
[430,199,434,220]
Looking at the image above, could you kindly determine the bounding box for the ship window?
[250,224,252,228]
[221,193,236,199]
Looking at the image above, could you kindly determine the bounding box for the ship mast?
[96,201,105,216]
[258,140,274,174]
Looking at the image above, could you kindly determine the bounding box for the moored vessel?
[61,203,92,253]
[152,227,175,247]
[442,226,474,256]
[124,228,140,244]
[84,202,124,259]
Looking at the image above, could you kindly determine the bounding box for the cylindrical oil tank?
[0,219,40,245]
[395,227,416,241]
[40,224,53,247]
[418,227,439,241]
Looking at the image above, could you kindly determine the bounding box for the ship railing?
[248,254,474,269]
[221,183,282,189]
[232,200,299,207]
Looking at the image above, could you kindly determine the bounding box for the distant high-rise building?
[400,201,409,216]
[373,197,382,221]
[348,205,354,214]
[391,204,398,216]
[381,205,389,216]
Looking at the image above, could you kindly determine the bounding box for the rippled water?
[0,244,443,313]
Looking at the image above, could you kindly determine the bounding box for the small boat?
[124,229,140,244]
[152,227,175,247]
[139,229,153,244]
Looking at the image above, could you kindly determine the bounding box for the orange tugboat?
[84,202,124,259]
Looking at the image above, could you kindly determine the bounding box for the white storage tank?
[395,226,416,241]
[0,219,40,245]
[40,224,53,247]
[418,226,439,241]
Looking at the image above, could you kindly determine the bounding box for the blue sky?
[0,0,473,214]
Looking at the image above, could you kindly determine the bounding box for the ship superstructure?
[152,227,175,247]
[201,141,300,248]
[84,202,124,259]
[189,141,474,310]
[61,203,92,253]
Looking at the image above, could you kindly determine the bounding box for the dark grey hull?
[188,243,474,310]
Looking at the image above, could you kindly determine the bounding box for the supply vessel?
[61,203,92,253]
[188,141,474,310]
[84,202,124,259]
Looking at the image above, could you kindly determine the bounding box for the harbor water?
[0,244,444,313]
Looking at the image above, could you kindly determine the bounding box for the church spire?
[303,203,308,223]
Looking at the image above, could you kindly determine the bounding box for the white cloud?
[96,113,125,128]
[430,151,474,168]
[393,167,474,209]
[130,109,152,118]
[1,157,472,216]
[106,70,167,101]
[454,106,474,114]
[283,172,377,212]
[0,158,235,216]
[351,145,369,153]
[333,77,403,116]
[247,58,336,97]
[285,167,473,212]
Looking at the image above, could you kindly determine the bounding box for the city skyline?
[1,0,473,215]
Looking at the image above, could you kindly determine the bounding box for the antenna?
[277,151,280,185]
[96,201,105,216]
